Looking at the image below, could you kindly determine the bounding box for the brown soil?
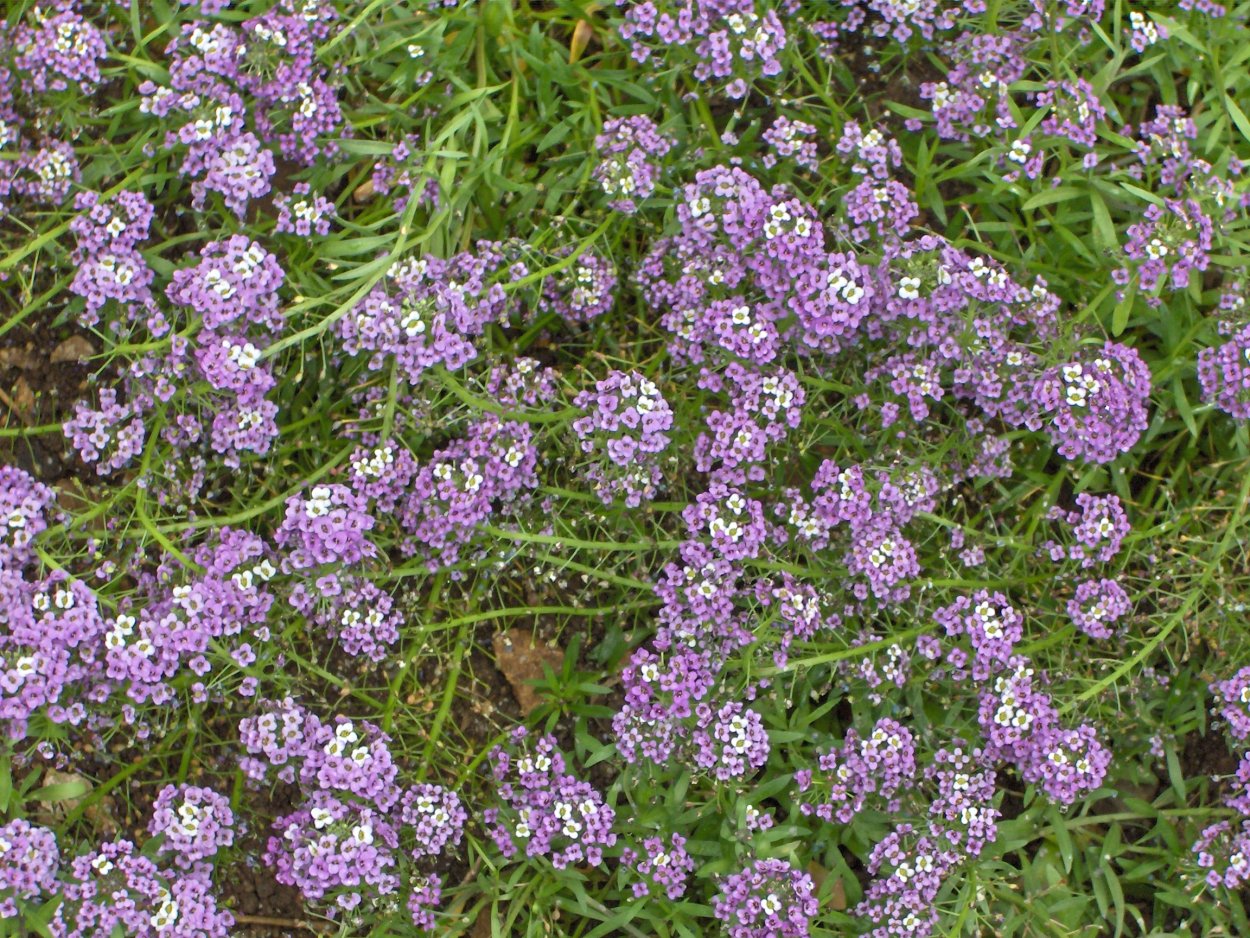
[0,319,95,481]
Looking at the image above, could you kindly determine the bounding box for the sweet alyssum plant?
[2,1,1250,937]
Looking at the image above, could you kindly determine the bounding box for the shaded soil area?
[0,319,95,482]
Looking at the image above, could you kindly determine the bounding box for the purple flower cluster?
[783,459,938,604]
[335,248,515,388]
[1044,492,1130,568]
[137,4,347,216]
[696,365,804,485]
[160,235,289,466]
[1116,198,1213,301]
[796,718,917,823]
[1198,325,1250,419]
[149,784,235,868]
[240,700,465,920]
[618,1,787,99]
[853,823,962,938]
[572,370,674,506]
[51,839,233,938]
[288,574,401,662]
[594,115,674,213]
[0,818,59,917]
[543,248,618,323]
[1066,578,1130,639]
[762,116,818,171]
[64,389,146,475]
[683,484,770,562]
[1034,343,1151,463]
[812,0,960,47]
[1034,78,1107,167]
[619,832,695,899]
[1,569,110,739]
[276,484,378,570]
[711,857,818,938]
[67,189,157,328]
[266,791,402,910]
[0,467,54,571]
[274,182,335,237]
[1212,668,1250,742]
[978,661,1110,804]
[918,32,1027,143]
[485,727,617,869]
[11,2,107,95]
[102,527,276,712]
[1194,820,1250,890]
[397,415,539,569]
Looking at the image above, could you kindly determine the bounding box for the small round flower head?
[51,839,233,938]
[399,415,538,569]
[0,466,55,572]
[1066,578,1130,639]
[166,235,286,334]
[149,784,235,868]
[484,727,616,869]
[683,484,769,562]
[712,857,818,938]
[619,832,695,899]
[1117,198,1213,302]
[933,591,1023,679]
[1199,325,1250,420]
[406,873,444,930]
[618,1,787,99]
[1048,492,1130,568]
[64,389,147,476]
[762,115,819,171]
[334,247,512,387]
[274,182,335,237]
[266,791,400,911]
[1212,667,1250,743]
[399,783,468,860]
[12,4,107,95]
[978,660,1058,762]
[572,369,674,506]
[693,699,770,780]
[14,138,80,204]
[275,483,378,570]
[543,248,617,323]
[853,824,960,938]
[0,818,59,917]
[798,717,916,824]
[1021,722,1111,804]
[1194,820,1250,891]
[846,514,920,604]
[1034,342,1151,463]
[593,115,674,213]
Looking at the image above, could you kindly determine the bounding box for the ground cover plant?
[3,0,1250,935]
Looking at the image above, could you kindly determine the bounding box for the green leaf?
[1088,190,1117,254]
[1111,288,1135,336]
[1226,94,1250,145]
[1022,186,1083,210]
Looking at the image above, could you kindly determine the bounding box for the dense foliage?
[3,1,1250,936]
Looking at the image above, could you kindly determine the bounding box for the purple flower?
[149,785,235,868]
[1066,578,1130,639]
[484,728,616,869]
[0,818,59,917]
[573,370,674,505]
[712,857,818,938]
[1033,343,1151,463]
[594,115,674,213]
